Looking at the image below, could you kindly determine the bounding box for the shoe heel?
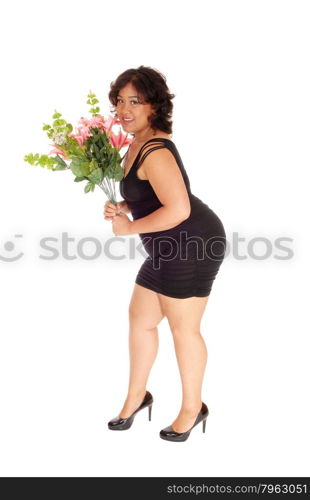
[202,419,206,433]
[148,404,153,421]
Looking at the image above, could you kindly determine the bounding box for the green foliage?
[105,159,124,181]
[66,136,86,157]
[52,154,68,170]
[84,181,96,193]
[74,176,88,182]
[89,158,99,173]
[88,167,104,184]
[70,157,90,177]
[87,90,101,116]
[24,153,58,170]
[89,106,100,115]
[42,110,74,147]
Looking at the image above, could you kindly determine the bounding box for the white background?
[0,0,309,477]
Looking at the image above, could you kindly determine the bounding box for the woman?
[103,65,226,442]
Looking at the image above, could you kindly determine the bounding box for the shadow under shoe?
[159,402,209,442]
[108,391,153,431]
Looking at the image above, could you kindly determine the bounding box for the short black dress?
[119,138,226,299]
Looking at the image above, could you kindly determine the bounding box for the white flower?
[52,131,67,146]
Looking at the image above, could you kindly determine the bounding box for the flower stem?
[99,179,116,204]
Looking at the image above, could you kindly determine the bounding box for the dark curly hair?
[108,65,176,135]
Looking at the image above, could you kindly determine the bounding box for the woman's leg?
[119,283,165,418]
[157,293,209,433]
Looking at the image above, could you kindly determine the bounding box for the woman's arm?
[129,205,189,234]
[128,147,190,234]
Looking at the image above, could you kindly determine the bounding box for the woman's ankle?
[126,388,147,401]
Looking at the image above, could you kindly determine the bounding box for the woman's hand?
[103,200,130,220]
[103,201,122,220]
[111,212,132,236]
[118,200,131,214]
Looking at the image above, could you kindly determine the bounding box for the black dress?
[119,138,226,299]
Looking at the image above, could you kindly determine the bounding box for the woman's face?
[115,82,155,135]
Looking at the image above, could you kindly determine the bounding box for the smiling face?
[115,82,156,137]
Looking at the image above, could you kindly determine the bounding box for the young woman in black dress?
[103,66,226,442]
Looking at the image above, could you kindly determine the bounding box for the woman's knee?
[169,323,201,339]
[128,305,163,330]
[128,285,165,329]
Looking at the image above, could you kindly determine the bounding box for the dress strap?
[136,139,172,170]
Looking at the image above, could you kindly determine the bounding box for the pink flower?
[78,123,91,134]
[103,114,121,136]
[68,134,82,147]
[109,129,133,151]
[69,122,92,146]
[78,117,91,127]
[89,114,106,129]
[48,145,69,160]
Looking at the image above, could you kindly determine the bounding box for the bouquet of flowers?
[24,91,132,204]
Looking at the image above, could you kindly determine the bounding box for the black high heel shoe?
[108,391,153,431]
[159,402,209,442]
